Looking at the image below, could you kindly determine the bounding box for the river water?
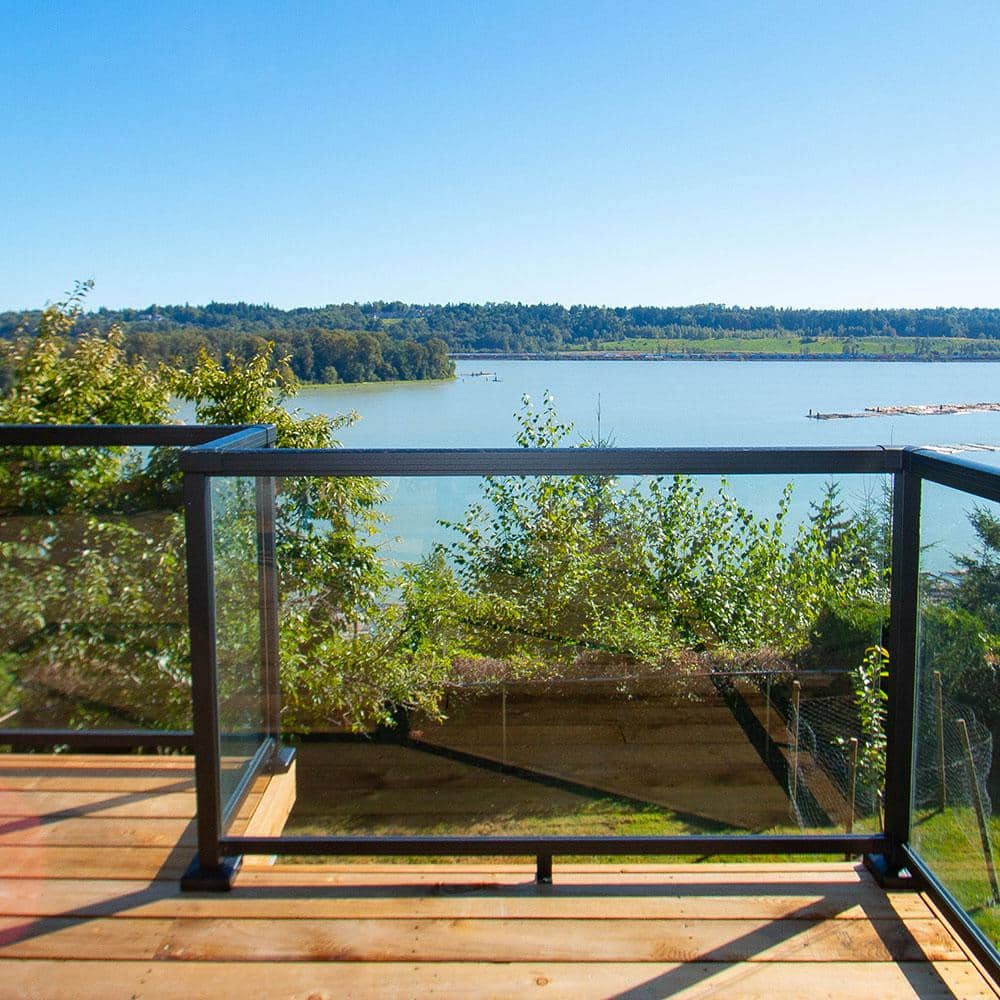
[294,360,1000,569]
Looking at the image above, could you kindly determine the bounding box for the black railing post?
[875,462,922,882]
[181,471,240,891]
[536,854,553,884]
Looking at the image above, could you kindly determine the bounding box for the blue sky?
[2,1,999,310]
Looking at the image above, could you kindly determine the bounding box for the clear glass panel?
[913,481,1000,944]
[212,476,266,814]
[0,443,189,735]
[280,470,890,849]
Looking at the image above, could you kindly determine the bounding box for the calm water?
[293,361,1000,571]
[300,359,1000,451]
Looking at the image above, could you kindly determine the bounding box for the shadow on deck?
[0,754,995,999]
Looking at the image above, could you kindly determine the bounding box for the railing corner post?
[182,470,226,888]
[883,465,922,878]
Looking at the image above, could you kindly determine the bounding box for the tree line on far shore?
[0,291,454,385]
[6,298,1000,359]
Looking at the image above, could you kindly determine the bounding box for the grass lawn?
[280,739,879,867]
[580,335,998,357]
[912,806,1000,942]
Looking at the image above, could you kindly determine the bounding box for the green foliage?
[0,513,191,729]
[921,507,1000,731]
[806,598,888,669]
[0,281,170,426]
[408,393,883,679]
[7,298,1000,357]
[277,556,460,731]
[0,290,900,736]
[0,289,405,733]
[0,287,189,729]
[170,347,415,730]
[952,507,1000,632]
[172,347,344,447]
[844,645,889,793]
[0,283,173,514]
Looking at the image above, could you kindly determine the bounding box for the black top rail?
[0,424,273,447]
[906,447,1000,504]
[180,444,905,477]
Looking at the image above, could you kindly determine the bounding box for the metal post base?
[181,854,243,892]
[864,852,917,891]
[536,854,553,884]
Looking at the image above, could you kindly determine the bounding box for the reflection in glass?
[281,469,890,846]
[0,444,189,733]
[913,482,1000,945]
[212,476,265,815]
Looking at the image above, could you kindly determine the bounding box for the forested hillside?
[5,300,1000,370]
[0,301,454,384]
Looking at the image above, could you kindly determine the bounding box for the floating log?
[807,402,1000,420]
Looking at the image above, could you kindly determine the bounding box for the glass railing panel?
[0,443,190,738]
[279,470,891,847]
[211,475,267,815]
[912,481,1000,945]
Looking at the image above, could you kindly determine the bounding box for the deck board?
[0,754,995,999]
[0,960,993,1000]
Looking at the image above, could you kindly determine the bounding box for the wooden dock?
[0,754,997,998]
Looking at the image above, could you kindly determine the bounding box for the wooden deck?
[0,755,997,999]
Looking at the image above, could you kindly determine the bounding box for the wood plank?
[0,855,868,883]
[0,755,197,770]
[920,890,1000,997]
[416,723,628,745]
[0,917,965,963]
[0,774,197,793]
[0,875,934,921]
[0,916,170,959]
[0,914,962,963]
[414,723,765,747]
[0,790,199,818]
[0,959,991,1000]
[0,817,195,847]
[238,864,873,882]
[286,794,789,829]
[238,762,296,839]
[240,861,868,875]
[288,741,792,829]
[427,700,736,722]
[0,847,192,880]
[0,754,992,997]
[155,915,963,963]
[407,742,774,773]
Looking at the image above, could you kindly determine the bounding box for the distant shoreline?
[304,375,456,390]
[450,352,1000,363]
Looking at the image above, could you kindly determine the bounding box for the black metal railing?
[4,425,999,979]
[178,445,900,870]
[177,438,1000,977]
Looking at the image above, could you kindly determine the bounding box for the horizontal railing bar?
[0,424,263,447]
[222,833,886,856]
[180,446,904,477]
[902,846,1000,984]
[0,728,193,748]
[906,448,1000,504]
[186,425,276,451]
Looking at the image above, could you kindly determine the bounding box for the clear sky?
[3,1,999,311]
